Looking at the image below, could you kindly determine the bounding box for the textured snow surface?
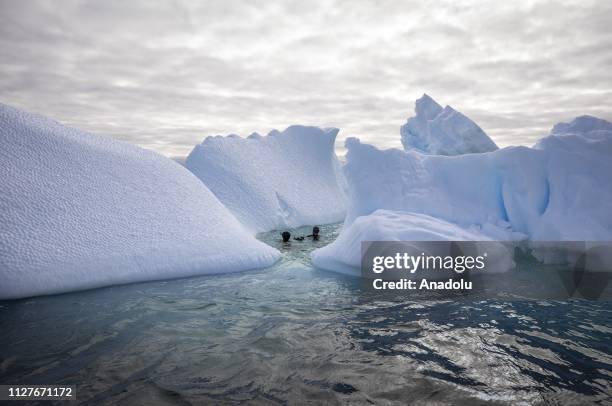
[313,116,612,275]
[0,104,280,299]
[185,126,347,233]
[400,94,498,155]
[311,210,516,277]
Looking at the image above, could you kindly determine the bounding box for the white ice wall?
[185,126,347,233]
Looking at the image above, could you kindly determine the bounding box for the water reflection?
[0,223,610,404]
[345,296,612,403]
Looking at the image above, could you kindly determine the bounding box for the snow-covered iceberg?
[185,126,347,233]
[400,94,498,155]
[313,115,612,275]
[311,210,517,277]
[0,104,280,300]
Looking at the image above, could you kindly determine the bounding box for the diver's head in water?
[281,231,291,242]
[313,226,320,236]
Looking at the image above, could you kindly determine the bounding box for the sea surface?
[1,223,611,405]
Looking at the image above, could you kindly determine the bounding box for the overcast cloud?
[1,0,611,157]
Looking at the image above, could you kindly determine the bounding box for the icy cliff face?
[532,115,612,240]
[0,104,280,299]
[185,126,347,233]
[313,116,612,275]
[400,94,498,155]
[340,138,542,233]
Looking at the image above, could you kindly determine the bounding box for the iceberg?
[185,126,347,233]
[311,210,518,277]
[548,114,612,138]
[0,104,280,300]
[400,94,498,155]
[530,115,612,241]
[313,116,612,275]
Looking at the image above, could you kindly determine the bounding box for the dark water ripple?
[0,223,611,405]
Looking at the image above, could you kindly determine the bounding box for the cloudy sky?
[1,0,610,157]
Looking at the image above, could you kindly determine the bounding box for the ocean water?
[1,223,611,405]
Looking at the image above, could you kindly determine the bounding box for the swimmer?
[281,231,291,242]
[307,226,320,241]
